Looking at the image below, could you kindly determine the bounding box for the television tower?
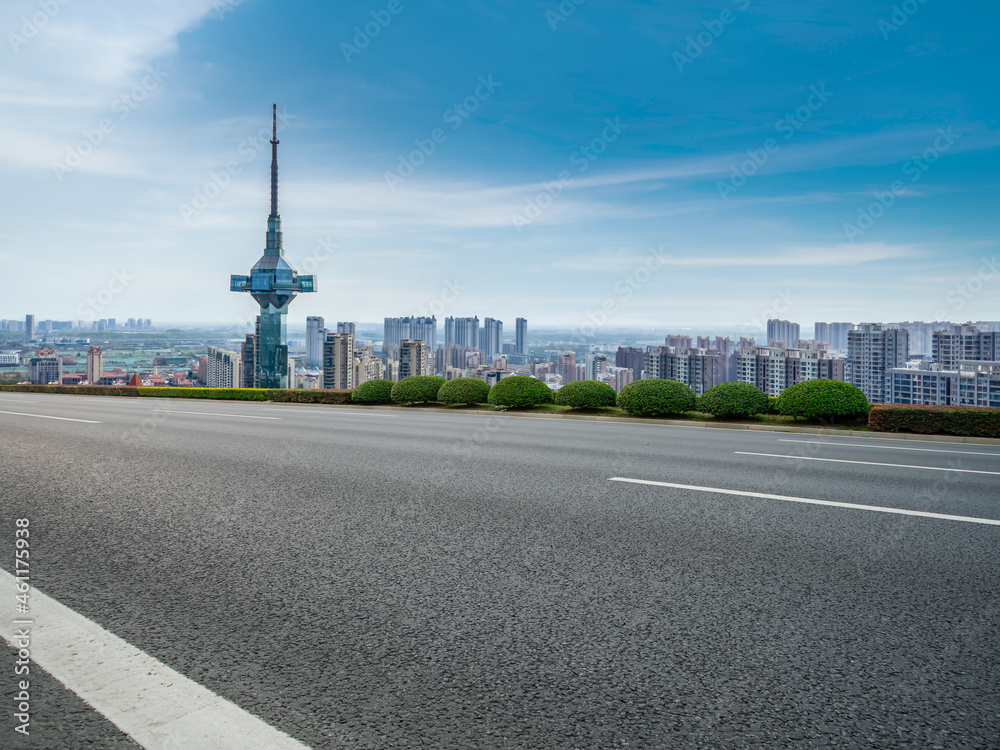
[230,105,317,388]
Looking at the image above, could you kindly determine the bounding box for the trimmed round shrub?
[391,375,446,404]
[488,375,555,408]
[698,382,769,418]
[351,379,394,404]
[617,379,696,417]
[555,380,618,409]
[776,379,870,421]
[437,377,491,405]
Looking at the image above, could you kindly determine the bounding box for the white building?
[206,346,242,388]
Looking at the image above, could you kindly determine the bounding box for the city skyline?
[1,1,998,327]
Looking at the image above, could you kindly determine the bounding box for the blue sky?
[0,0,997,333]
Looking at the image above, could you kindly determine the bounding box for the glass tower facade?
[230,105,316,388]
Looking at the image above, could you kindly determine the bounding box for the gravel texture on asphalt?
[1,395,998,749]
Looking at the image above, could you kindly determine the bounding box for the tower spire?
[269,103,279,219]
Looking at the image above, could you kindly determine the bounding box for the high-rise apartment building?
[558,352,576,384]
[515,318,528,355]
[767,319,800,348]
[644,347,718,395]
[847,323,909,402]
[337,321,356,337]
[207,346,243,388]
[384,316,437,355]
[888,361,1000,408]
[737,346,846,397]
[399,339,425,380]
[445,316,480,348]
[932,325,999,369]
[481,318,503,360]
[24,314,34,343]
[306,316,326,367]
[665,334,693,348]
[616,346,644,382]
[322,332,355,389]
[86,347,104,384]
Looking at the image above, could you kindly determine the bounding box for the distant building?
[888,361,1000,408]
[644,347,718,395]
[25,314,34,343]
[665,334,693,348]
[515,318,528,355]
[399,339,425,380]
[241,332,258,388]
[445,316,479,348]
[0,351,20,366]
[767,319,800,348]
[737,347,845,397]
[847,324,909,402]
[306,316,325,367]
[322,332,354,389]
[86,347,104,384]
[558,352,577,384]
[616,346,644,382]
[481,318,503,360]
[932,325,999,370]
[206,346,242,388]
[28,349,62,384]
[337,321,356,337]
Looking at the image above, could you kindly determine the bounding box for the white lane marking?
[778,439,1000,457]
[0,569,309,749]
[0,409,101,424]
[608,478,1000,526]
[169,411,282,420]
[735,452,1000,476]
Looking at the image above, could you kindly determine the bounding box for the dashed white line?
[0,409,101,424]
[608,478,1000,526]
[735,452,1000,476]
[778,439,1000,457]
[0,569,309,749]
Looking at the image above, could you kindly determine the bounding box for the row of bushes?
[0,384,140,396]
[352,377,871,423]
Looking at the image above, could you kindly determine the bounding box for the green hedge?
[392,375,446,404]
[351,379,394,404]
[868,404,1000,438]
[135,387,266,400]
[767,396,780,414]
[554,380,618,409]
[776,380,869,421]
[617,379,696,417]
[698,382,769,418]
[267,389,353,404]
[0,384,139,397]
[488,375,554,408]
[437,377,491,405]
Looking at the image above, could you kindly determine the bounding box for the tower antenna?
[269,103,279,218]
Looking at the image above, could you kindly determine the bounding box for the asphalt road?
[1,392,999,749]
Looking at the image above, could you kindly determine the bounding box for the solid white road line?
[778,439,1000,457]
[0,409,101,424]
[735,452,1000,476]
[608,478,1000,526]
[168,411,282,420]
[0,569,309,750]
